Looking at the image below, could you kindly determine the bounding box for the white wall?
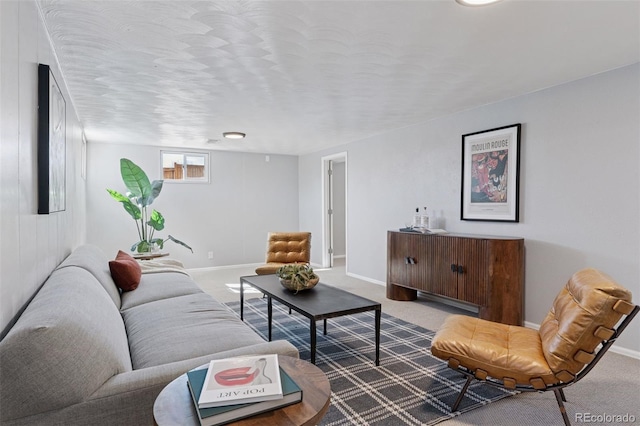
[86,143,299,269]
[299,63,640,355]
[332,161,346,257]
[0,1,86,333]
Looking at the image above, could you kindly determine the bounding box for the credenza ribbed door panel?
[422,236,457,298]
[456,238,488,305]
[406,234,427,290]
[387,232,409,287]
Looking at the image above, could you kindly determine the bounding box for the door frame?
[321,152,347,268]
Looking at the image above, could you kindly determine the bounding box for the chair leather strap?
[594,326,615,340]
[556,370,575,383]
[503,377,517,389]
[447,358,460,370]
[475,369,488,380]
[613,300,635,315]
[574,350,595,364]
[529,378,547,390]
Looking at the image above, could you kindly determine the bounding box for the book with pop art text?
[197,354,283,408]
[187,365,302,425]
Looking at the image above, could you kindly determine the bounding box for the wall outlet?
[207,251,214,259]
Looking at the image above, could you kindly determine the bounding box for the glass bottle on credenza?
[413,208,421,228]
[421,207,430,229]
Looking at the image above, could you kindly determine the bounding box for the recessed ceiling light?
[223,132,246,139]
[455,0,502,6]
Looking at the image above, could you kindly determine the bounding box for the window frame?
[160,150,210,184]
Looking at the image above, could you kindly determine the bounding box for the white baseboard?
[525,321,640,360]
[608,345,640,359]
[189,262,324,274]
[346,271,385,286]
[187,263,262,273]
[420,293,479,313]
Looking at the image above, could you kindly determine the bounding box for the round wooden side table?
[153,355,331,426]
[132,252,170,261]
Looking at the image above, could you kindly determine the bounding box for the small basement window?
[161,151,209,183]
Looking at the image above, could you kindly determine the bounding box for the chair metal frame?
[447,304,639,426]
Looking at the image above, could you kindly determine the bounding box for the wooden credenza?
[386,231,524,325]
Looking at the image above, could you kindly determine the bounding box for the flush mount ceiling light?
[223,132,246,139]
[455,0,502,6]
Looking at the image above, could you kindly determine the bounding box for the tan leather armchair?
[254,232,311,275]
[431,268,638,426]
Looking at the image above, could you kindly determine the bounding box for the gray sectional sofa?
[0,245,298,426]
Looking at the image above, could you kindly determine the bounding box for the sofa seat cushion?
[123,293,267,369]
[120,272,203,311]
[431,315,558,387]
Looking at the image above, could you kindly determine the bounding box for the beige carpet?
[190,260,640,426]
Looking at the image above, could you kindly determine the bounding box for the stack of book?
[187,354,303,426]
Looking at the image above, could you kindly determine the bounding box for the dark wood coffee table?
[240,274,381,366]
[153,356,330,426]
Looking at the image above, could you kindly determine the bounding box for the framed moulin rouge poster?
[461,123,521,222]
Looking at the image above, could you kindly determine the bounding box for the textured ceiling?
[38,0,640,155]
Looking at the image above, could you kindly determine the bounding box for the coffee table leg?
[310,320,317,364]
[323,318,327,335]
[240,280,244,321]
[375,308,381,366]
[267,296,273,342]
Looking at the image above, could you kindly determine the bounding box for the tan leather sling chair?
[431,268,638,426]
[255,232,311,275]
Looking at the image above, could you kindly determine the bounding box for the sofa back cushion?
[0,267,132,422]
[57,244,122,308]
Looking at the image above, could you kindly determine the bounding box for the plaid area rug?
[225,298,515,426]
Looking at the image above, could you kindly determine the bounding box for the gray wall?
[1,1,86,332]
[86,143,299,269]
[299,63,640,355]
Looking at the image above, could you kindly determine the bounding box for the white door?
[322,153,347,268]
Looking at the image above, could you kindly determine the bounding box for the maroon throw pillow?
[109,250,142,292]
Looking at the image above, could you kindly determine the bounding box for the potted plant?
[107,158,193,254]
[275,264,319,293]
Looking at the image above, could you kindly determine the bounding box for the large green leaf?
[120,158,152,205]
[122,200,142,220]
[147,180,164,205]
[106,188,129,202]
[148,210,165,231]
[108,189,141,220]
[167,235,193,253]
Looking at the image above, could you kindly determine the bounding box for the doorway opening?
[321,153,347,268]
